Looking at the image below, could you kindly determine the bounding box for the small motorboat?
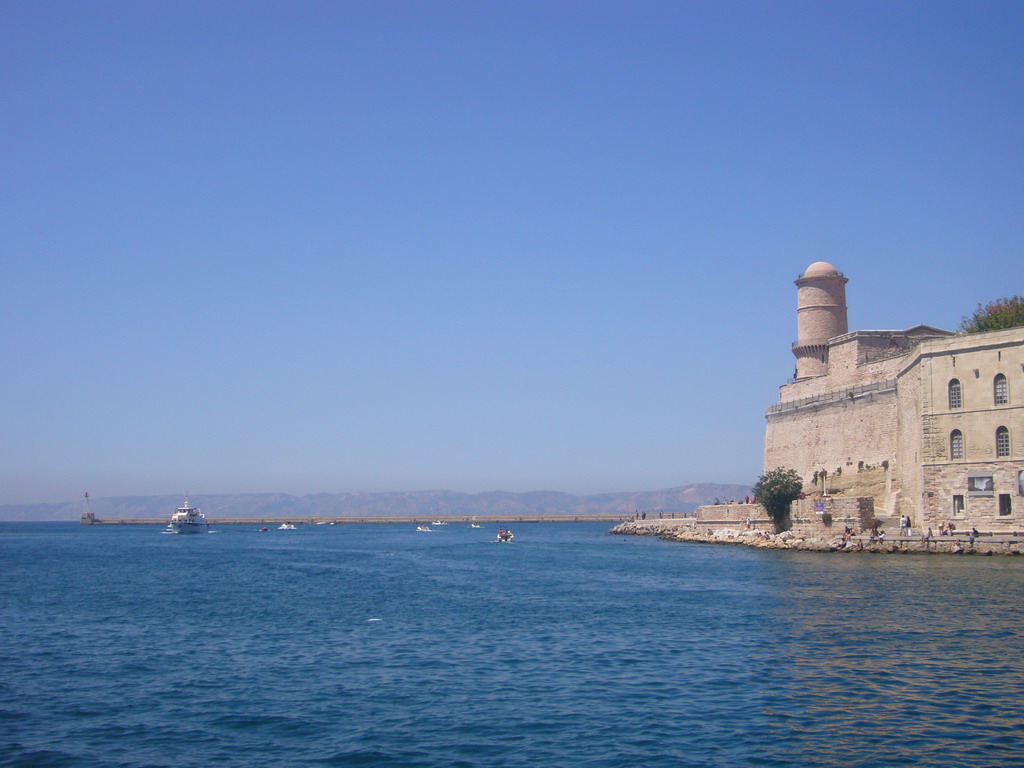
[416,525,431,532]
[497,528,514,543]
[432,520,446,526]
[470,523,481,529]
[278,522,296,530]
[258,527,269,532]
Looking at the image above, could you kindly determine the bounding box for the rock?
[609,521,1024,556]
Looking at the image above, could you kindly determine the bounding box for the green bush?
[752,468,803,528]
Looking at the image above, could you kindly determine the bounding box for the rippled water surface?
[2,522,1023,767]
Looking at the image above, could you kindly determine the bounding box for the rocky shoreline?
[610,519,1024,556]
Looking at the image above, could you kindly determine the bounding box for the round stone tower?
[793,261,848,379]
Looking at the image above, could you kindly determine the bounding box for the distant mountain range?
[0,484,752,521]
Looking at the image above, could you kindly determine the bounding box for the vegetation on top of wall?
[752,468,804,528]
[960,296,1024,333]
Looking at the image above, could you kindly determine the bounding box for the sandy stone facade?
[764,262,1023,531]
[694,502,772,530]
[898,329,1024,530]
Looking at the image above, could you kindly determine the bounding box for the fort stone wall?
[764,387,898,489]
[822,336,912,390]
[920,463,1024,532]
[895,355,925,522]
[694,502,772,529]
[789,496,875,537]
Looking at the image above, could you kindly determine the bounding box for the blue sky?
[2,1,1021,504]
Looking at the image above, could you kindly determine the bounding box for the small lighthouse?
[793,261,848,379]
[80,492,97,525]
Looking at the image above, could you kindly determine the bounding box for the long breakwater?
[85,513,633,525]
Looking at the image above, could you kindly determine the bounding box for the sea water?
[1,522,1022,768]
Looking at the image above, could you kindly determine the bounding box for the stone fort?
[763,261,1023,531]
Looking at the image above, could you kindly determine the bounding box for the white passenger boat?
[167,496,209,533]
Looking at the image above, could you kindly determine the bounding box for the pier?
[85,513,634,526]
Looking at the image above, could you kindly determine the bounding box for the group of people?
[838,525,888,545]
[712,496,754,505]
[921,525,981,547]
[840,526,863,549]
[923,522,970,538]
[833,516,988,551]
[632,511,681,520]
[897,516,970,539]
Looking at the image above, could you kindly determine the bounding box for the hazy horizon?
[4,479,754,509]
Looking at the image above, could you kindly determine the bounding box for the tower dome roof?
[802,261,839,278]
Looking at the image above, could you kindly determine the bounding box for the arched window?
[948,379,963,409]
[996,426,1010,458]
[951,430,964,460]
[994,373,1009,405]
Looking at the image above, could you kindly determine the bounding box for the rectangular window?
[968,474,994,496]
[999,494,1012,516]
[952,495,965,516]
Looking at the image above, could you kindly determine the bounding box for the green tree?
[752,468,803,529]
[959,296,1024,333]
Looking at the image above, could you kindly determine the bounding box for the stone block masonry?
[789,496,876,537]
